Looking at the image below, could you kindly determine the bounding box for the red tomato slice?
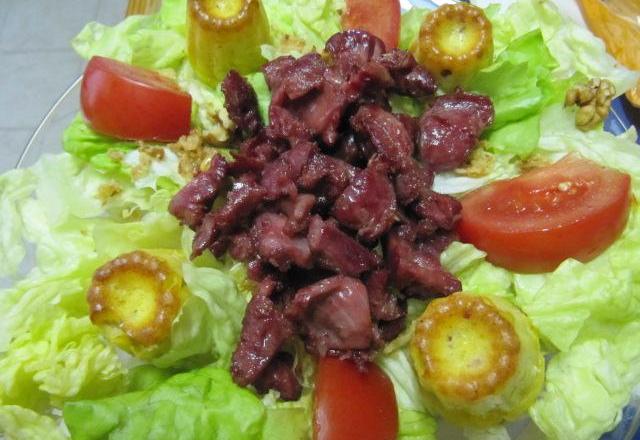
[314,357,398,440]
[81,56,192,142]
[457,155,632,273]
[341,0,401,49]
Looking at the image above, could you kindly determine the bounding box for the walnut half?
[564,78,616,131]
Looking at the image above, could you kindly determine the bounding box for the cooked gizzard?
[187,0,271,86]
[410,292,544,427]
[87,250,187,359]
[412,4,493,88]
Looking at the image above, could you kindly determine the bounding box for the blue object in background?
[605,96,640,144]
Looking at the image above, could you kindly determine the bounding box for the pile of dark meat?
[169,30,494,400]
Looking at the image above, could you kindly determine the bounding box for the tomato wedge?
[341,0,401,49]
[457,155,632,273]
[81,56,192,142]
[314,357,398,440]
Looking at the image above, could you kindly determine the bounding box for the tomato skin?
[341,0,401,49]
[81,56,192,142]
[314,357,398,440]
[457,155,632,273]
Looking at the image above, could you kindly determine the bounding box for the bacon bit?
[96,181,122,204]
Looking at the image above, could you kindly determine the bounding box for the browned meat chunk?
[253,352,302,401]
[394,160,434,206]
[365,269,404,322]
[413,189,462,237]
[221,70,262,137]
[332,165,397,242]
[279,193,317,235]
[264,53,327,100]
[308,216,378,276]
[351,105,415,171]
[325,29,387,77]
[169,155,227,229]
[261,141,316,200]
[385,228,461,298]
[419,90,494,171]
[192,176,266,258]
[231,278,293,387]
[286,275,374,356]
[375,49,437,98]
[297,153,358,205]
[252,212,313,271]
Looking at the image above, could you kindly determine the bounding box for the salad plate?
[3,1,640,440]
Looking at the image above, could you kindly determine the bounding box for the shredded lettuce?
[0,405,66,440]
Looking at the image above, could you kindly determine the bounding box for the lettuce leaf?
[530,322,640,440]
[0,405,66,440]
[72,8,185,70]
[63,367,266,440]
[63,115,137,174]
[377,350,437,440]
[149,263,249,368]
[262,0,344,56]
[488,0,639,95]
[0,150,253,427]
[0,315,126,411]
[0,168,36,278]
[399,8,428,51]
[459,0,640,160]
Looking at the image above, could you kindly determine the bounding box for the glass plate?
[12,1,640,439]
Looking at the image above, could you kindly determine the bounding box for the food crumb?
[139,144,165,160]
[519,153,550,173]
[455,145,495,177]
[131,152,152,180]
[96,181,122,205]
[107,150,125,162]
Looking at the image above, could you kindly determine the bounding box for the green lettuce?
[488,0,639,94]
[0,405,66,440]
[148,263,248,368]
[72,9,185,70]
[261,0,344,57]
[377,350,437,440]
[462,0,639,159]
[530,322,640,440]
[399,8,427,51]
[0,168,36,278]
[466,30,566,157]
[63,367,266,440]
[0,315,126,411]
[0,150,252,426]
[63,115,136,174]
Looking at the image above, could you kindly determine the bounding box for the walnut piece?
[565,78,616,131]
[454,144,495,178]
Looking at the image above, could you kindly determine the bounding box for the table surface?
[0,0,128,173]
